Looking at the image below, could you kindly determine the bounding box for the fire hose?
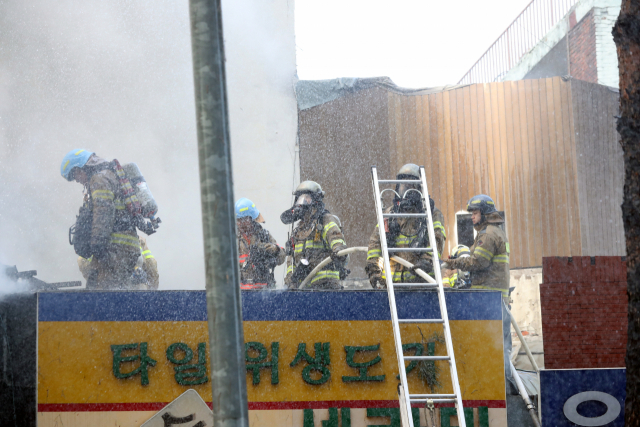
[298,247,437,289]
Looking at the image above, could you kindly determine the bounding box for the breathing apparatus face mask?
[394,183,423,212]
[281,193,315,224]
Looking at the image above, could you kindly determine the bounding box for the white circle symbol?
[563,391,621,426]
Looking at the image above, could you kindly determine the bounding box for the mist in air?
[0,1,203,288]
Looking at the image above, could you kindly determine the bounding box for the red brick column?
[568,10,597,83]
[540,256,627,369]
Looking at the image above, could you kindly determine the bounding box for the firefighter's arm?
[141,240,159,289]
[267,234,286,266]
[323,216,347,254]
[89,174,116,249]
[449,234,496,272]
[432,210,446,257]
[365,224,383,279]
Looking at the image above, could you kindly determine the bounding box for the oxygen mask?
[396,187,424,213]
[280,193,314,224]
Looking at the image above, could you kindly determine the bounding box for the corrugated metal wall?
[298,88,391,275]
[571,80,625,256]
[298,76,624,275]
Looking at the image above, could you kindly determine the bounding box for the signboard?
[540,368,625,427]
[37,290,507,426]
[141,389,212,427]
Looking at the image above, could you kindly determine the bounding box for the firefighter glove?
[410,259,433,275]
[258,242,279,255]
[369,275,385,289]
[330,252,347,264]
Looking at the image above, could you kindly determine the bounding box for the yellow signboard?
[37,290,507,426]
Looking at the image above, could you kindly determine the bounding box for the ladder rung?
[387,247,432,252]
[378,179,421,184]
[410,398,457,403]
[393,283,439,288]
[383,213,427,218]
[409,394,457,399]
[398,319,443,323]
[404,355,450,361]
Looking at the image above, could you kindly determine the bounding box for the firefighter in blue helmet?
[61,149,141,289]
[235,198,285,289]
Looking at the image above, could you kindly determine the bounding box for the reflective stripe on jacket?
[284,211,347,289]
[365,206,445,283]
[447,212,510,299]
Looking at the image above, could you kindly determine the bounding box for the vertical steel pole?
[188,1,248,426]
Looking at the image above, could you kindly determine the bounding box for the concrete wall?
[0,0,298,290]
[504,0,621,88]
[523,36,569,80]
[223,0,299,287]
[510,268,543,336]
[593,2,621,87]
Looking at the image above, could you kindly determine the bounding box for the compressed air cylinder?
[123,163,159,218]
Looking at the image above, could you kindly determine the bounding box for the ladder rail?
[417,166,466,425]
[371,166,415,427]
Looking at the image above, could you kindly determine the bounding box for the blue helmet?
[235,198,263,222]
[61,149,94,181]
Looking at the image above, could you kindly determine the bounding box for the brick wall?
[569,10,598,83]
[540,256,627,369]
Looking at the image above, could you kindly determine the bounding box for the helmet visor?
[295,194,314,206]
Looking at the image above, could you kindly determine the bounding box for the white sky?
[295,0,532,88]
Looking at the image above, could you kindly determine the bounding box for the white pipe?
[298,247,368,289]
[504,304,540,373]
[510,360,541,427]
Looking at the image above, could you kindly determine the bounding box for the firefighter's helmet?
[61,149,94,181]
[293,180,324,197]
[397,163,420,180]
[466,194,497,215]
[450,245,471,259]
[235,198,265,223]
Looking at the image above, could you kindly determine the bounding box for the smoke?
[0,0,203,287]
[0,0,299,289]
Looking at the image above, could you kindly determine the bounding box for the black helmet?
[466,195,497,215]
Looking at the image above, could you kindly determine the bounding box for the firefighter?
[442,194,515,392]
[442,245,471,288]
[61,149,141,289]
[78,237,159,289]
[236,198,285,289]
[365,163,446,289]
[281,181,348,289]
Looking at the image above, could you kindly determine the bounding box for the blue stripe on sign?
[38,290,502,322]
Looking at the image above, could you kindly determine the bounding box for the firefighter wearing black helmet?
[365,164,446,289]
[281,181,348,289]
[444,195,510,300]
[444,194,516,393]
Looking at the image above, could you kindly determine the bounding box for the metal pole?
[188,1,249,426]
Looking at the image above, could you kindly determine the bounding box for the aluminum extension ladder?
[371,166,465,427]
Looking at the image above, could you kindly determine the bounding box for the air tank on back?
[123,163,159,218]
